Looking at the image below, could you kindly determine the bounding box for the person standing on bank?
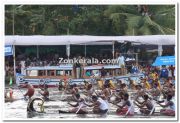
[117,53,125,75]
[74,55,82,79]
[101,67,106,78]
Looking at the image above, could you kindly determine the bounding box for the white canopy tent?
[5,35,175,45]
[5,35,175,78]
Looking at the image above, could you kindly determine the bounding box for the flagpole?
[13,5,16,83]
[112,41,115,76]
[85,44,86,57]
[13,44,16,82]
[12,5,24,84]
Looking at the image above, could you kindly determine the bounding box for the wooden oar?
[75,104,84,114]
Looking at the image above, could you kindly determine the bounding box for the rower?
[116,80,122,91]
[141,78,151,90]
[66,93,88,114]
[116,83,128,94]
[19,82,35,99]
[152,78,161,90]
[120,83,128,95]
[163,78,173,88]
[113,83,127,100]
[134,85,146,101]
[128,78,136,90]
[157,95,175,116]
[83,80,89,90]
[113,93,134,116]
[82,83,94,102]
[151,70,159,81]
[38,84,49,101]
[149,83,161,101]
[84,84,93,97]
[63,78,68,90]
[108,79,116,90]
[66,83,79,94]
[101,84,112,101]
[71,84,79,95]
[167,83,175,97]
[134,94,155,115]
[66,84,79,101]
[9,87,13,99]
[5,87,14,102]
[5,87,13,99]
[84,95,109,115]
[112,91,124,104]
[162,83,175,98]
[93,83,111,106]
[58,79,63,91]
[97,78,104,89]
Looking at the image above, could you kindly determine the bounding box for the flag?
[5,45,13,56]
[9,77,13,86]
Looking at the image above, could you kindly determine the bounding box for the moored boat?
[16,64,144,87]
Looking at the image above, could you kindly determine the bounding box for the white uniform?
[87,88,94,96]
[117,56,125,68]
[98,98,109,110]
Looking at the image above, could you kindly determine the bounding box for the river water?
[4,87,175,120]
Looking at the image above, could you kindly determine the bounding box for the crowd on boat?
[5,53,175,79]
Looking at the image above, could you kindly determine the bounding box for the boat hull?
[16,74,144,88]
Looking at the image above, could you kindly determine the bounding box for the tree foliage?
[5,5,175,36]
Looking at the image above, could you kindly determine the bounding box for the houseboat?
[16,64,144,87]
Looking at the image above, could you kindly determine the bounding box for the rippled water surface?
[4,87,175,120]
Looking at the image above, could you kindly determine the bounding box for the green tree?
[5,5,175,36]
[104,5,175,35]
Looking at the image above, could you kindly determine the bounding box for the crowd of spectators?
[5,53,175,82]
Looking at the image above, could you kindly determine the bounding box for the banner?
[152,56,175,66]
[5,45,13,56]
